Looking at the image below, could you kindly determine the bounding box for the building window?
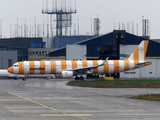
[40,51,45,55]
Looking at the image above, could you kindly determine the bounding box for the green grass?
[67,79,160,88]
[67,79,160,102]
[131,94,160,101]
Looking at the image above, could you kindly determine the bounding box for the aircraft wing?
[66,57,109,74]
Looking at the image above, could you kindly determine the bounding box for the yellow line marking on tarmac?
[8,92,92,120]
[8,92,66,114]
[41,114,92,117]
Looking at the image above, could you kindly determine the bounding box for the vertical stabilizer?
[128,40,149,62]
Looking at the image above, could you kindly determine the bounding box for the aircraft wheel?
[22,78,26,81]
[75,77,79,80]
[79,76,84,80]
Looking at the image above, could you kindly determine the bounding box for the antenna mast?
[42,0,77,36]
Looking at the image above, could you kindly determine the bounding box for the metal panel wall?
[120,69,140,78]
[120,44,136,60]
[66,45,86,60]
[43,37,54,48]
[54,36,94,49]
[140,59,156,78]
[0,51,17,69]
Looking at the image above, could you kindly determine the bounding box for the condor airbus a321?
[7,40,151,80]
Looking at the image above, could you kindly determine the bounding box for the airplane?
[7,40,151,80]
[0,69,54,80]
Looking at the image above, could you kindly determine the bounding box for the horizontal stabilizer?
[135,61,151,66]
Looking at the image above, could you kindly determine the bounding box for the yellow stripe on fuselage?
[114,60,119,73]
[72,61,77,69]
[50,61,56,74]
[134,47,139,62]
[82,61,87,67]
[29,61,35,74]
[18,62,24,74]
[124,59,129,71]
[92,60,98,74]
[103,61,109,74]
[40,61,45,74]
[61,61,67,71]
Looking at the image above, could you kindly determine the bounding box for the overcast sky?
[0,0,160,39]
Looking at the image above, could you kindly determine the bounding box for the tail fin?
[128,40,149,62]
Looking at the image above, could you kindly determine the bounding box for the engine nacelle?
[61,71,73,78]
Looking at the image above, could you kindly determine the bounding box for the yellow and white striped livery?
[7,40,151,80]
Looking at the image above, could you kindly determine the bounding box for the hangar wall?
[54,36,95,49]
[0,51,17,69]
[120,44,136,60]
[43,37,53,48]
[142,59,160,78]
[66,45,86,60]
[120,59,160,78]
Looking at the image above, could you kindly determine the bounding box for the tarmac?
[0,79,160,120]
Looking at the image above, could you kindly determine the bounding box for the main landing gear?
[75,76,84,80]
[22,78,26,81]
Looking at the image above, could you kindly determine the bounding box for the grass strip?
[131,94,160,101]
[67,79,160,88]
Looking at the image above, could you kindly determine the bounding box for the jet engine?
[61,71,74,78]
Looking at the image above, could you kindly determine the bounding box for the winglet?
[99,57,109,66]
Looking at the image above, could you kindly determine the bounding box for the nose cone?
[7,67,14,73]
